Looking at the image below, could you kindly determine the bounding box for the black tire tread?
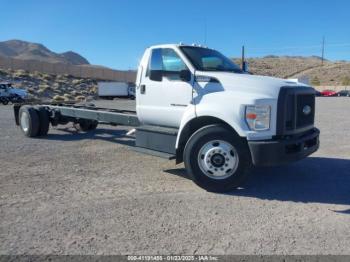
[184,124,252,192]
[35,106,50,136]
[19,106,40,137]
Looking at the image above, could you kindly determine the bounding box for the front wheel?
[184,124,252,192]
[12,95,24,103]
[1,97,9,105]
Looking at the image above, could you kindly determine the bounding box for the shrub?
[52,95,65,101]
[41,73,53,81]
[311,76,321,86]
[72,79,83,85]
[14,69,29,78]
[75,96,86,101]
[39,84,51,92]
[341,76,350,86]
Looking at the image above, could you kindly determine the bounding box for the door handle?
[140,84,146,94]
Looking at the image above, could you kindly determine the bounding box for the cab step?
[135,125,178,155]
[132,146,176,160]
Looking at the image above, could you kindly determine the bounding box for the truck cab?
[135,44,319,191]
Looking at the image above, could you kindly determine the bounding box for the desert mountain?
[0,40,89,65]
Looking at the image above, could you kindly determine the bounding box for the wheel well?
[176,116,239,163]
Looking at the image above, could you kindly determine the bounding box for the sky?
[1,0,349,69]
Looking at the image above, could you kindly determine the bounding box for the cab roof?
[148,43,212,50]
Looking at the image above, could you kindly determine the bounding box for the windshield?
[180,46,243,73]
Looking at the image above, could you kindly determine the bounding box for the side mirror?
[150,70,162,81]
[179,70,191,82]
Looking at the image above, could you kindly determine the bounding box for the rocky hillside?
[234,56,350,86]
[0,68,97,102]
[0,40,89,65]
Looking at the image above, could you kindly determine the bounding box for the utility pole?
[204,19,207,45]
[241,45,246,71]
[321,36,325,65]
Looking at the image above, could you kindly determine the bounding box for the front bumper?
[248,128,320,166]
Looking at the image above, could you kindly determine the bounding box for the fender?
[176,91,277,149]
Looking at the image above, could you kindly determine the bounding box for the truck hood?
[195,71,310,99]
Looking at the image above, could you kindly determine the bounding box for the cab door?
[137,47,193,128]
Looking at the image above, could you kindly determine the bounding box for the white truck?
[14,44,319,192]
[98,82,135,99]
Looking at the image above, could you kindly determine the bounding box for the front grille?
[277,87,315,135]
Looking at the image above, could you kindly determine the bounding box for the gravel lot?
[1,97,350,255]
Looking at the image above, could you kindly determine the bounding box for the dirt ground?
[0,98,350,255]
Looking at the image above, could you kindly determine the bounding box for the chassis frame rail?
[14,102,140,127]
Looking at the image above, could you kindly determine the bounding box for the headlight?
[245,105,271,131]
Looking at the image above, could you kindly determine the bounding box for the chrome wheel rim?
[197,140,239,180]
[20,111,29,133]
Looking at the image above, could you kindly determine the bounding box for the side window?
[162,48,187,81]
[146,48,162,77]
[146,48,188,81]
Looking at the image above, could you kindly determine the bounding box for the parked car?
[337,89,350,97]
[0,82,27,104]
[321,89,337,97]
[314,90,322,96]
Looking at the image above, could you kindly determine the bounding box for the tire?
[77,119,98,132]
[35,106,50,136]
[2,98,9,105]
[184,124,252,192]
[19,106,40,137]
[13,95,24,103]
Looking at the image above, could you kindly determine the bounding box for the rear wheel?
[19,106,40,137]
[35,106,50,136]
[184,124,252,192]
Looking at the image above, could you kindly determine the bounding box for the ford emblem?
[303,105,311,115]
